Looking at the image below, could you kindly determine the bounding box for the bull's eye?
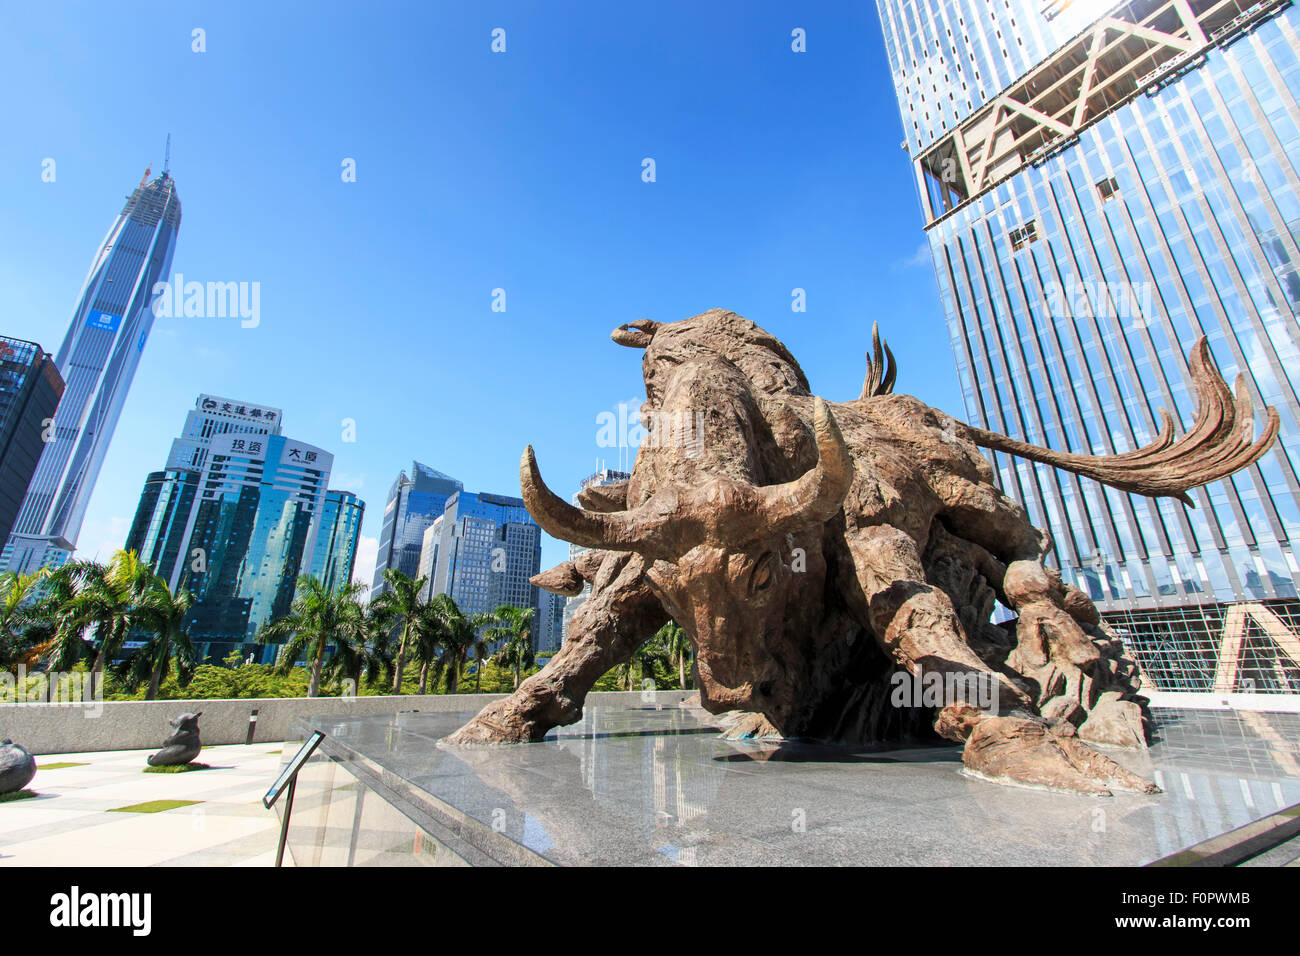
[750,554,775,593]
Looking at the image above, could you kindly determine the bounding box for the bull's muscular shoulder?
[858,394,994,479]
[815,393,998,530]
[833,394,983,469]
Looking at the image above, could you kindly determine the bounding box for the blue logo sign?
[85,310,121,332]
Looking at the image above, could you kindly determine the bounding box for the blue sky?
[0,0,959,584]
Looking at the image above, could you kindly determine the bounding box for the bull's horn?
[520,446,668,552]
[757,398,855,531]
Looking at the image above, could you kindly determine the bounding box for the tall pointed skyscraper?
[3,160,182,573]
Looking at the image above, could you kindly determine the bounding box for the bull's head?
[520,396,853,723]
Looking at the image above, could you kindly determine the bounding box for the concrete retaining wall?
[0,691,692,755]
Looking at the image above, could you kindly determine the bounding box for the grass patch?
[143,762,210,774]
[38,762,88,770]
[0,789,38,803]
[109,799,202,814]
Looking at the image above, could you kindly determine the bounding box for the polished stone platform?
[275,695,1300,866]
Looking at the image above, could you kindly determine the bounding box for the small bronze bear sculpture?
[0,739,37,794]
[147,712,203,767]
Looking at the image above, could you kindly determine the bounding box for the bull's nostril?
[758,681,773,697]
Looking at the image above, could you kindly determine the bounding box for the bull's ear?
[532,562,584,597]
[611,319,660,348]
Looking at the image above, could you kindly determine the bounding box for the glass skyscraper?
[305,489,365,595]
[124,469,201,583]
[179,433,333,662]
[877,0,1300,693]
[124,394,361,663]
[125,394,284,586]
[4,168,181,574]
[371,461,462,598]
[426,490,542,622]
[165,393,284,473]
[535,588,566,654]
[417,514,444,601]
[0,337,64,548]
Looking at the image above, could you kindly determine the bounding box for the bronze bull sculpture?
[447,309,1277,794]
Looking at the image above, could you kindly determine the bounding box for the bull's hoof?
[1077,693,1148,749]
[717,712,785,741]
[442,701,539,746]
[962,716,1160,796]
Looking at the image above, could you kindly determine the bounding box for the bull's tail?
[954,337,1279,506]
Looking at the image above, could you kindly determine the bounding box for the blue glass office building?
[124,469,201,582]
[427,490,542,622]
[535,589,566,654]
[878,0,1300,692]
[178,433,333,661]
[125,394,284,586]
[125,396,361,662]
[305,489,365,595]
[4,168,181,574]
[371,461,462,598]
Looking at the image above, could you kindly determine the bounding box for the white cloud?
[331,471,365,493]
[74,515,131,564]
[352,534,378,593]
[892,242,932,271]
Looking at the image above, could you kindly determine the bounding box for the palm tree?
[617,632,670,691]
[127,577,195,700]
[400,604,435,695]
[486,604,535,691]
[371,569,429,694]
[0,570,42,672]
[656,620,693,690]
[324,601,393,694]
[61,552,153,697]
[468,621,497,693]
[426,594,494,694]
[258,577,365,697]
[30,565,90,695]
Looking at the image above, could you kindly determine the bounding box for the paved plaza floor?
[0,744,286,867]
[5,703,1299,867]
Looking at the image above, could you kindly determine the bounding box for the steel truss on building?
[919,0,1294,224]
[1107,599,1300,692]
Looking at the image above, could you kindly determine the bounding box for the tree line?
[0,552,694,700]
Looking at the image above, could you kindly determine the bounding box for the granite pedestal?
[273,697,1300,866]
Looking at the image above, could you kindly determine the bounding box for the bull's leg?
[443,552,668,745]
[845,524,1030,725]
[845,524,1155,795]
[940,477,1150,749]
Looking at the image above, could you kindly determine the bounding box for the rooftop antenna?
[163,133,171,176]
